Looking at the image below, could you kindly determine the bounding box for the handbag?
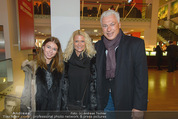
[68,83,88,110]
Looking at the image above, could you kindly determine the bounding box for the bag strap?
[81,82,89,106]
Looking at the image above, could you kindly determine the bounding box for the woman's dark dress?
[67,52,91,109]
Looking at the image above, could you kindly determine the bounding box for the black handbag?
[68,83,88,110]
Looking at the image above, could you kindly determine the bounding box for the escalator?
[158,19,178,42]
[158,28,178,41]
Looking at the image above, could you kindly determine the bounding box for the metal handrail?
[0,94,20,99]
[0,58,12,62]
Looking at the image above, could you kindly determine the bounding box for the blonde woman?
[63,30,97,110]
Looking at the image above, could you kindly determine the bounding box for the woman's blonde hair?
[63,30,96,62]
[37,37,64,72]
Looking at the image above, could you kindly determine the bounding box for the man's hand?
[131,108,144,119]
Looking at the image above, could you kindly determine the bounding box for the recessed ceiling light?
[94,29,98,32]
[130,29,134,31]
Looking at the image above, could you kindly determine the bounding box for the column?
[144,0,159,51]
[51,0,80,51]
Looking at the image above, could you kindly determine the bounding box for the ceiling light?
[81,29,85,31]
[130,29,134,32]
[94,29,98,32]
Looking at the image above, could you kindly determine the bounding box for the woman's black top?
[67,52,91,108]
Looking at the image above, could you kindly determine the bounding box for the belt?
[108,78,114,81]
[107,78,114,92]
[109,88,111,92]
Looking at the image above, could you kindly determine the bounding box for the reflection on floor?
[147,68,178,111]
[0,69,178,111]
[0,80,23,111]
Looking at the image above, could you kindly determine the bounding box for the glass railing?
[33,1,152,20]
[158,27,178,42]
[80,1,152,19]
[34,1,50,15]
[81,16,151,22]
[0,58,13,84]
[169,20,178,35]
[158,19,178,36]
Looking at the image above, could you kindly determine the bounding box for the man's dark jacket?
[155,45,163,57]
[95,30,148,111]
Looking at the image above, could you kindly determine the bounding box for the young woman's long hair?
[37,37,64,72]
[63,30,96,62]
